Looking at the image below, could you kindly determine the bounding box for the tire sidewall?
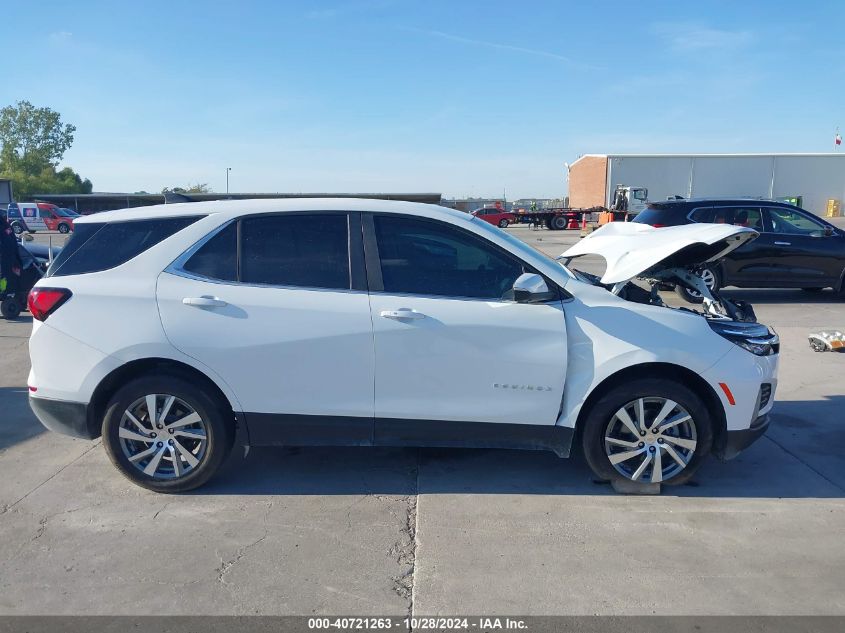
[675,266,720,304]
[581,378,714,486]
[1,297,21,319]
[101,374,233,492]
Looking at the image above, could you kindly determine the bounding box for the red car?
[7,202,76,234]
[471,207,517,228]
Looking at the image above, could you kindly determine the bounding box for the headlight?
[708,319,779,356]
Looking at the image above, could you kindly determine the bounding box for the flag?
[837,132,842,146]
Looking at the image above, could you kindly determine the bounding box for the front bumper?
[715,412,770,460]
[29,396,98,439]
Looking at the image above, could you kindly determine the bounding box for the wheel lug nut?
[639,431,646,437]
[168,428,174,434]
[156,442,163,448]
[157,424,163,429]
[657,438,664,444]
[638,442,644,448]
[649,446,656,453]
[150,432,157,438]
[168,439,174,446]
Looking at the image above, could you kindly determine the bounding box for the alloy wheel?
[118,394,208,479]
[685,269,716,299]
[604,397,698,483]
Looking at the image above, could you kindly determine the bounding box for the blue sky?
[2,0,843,198]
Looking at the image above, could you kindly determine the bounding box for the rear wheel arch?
[87,358,236,439]
[574,362,727,453]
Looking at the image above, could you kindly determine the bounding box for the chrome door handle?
[182,296,228,308]
[773,241,791,246]
[380,308,425,320]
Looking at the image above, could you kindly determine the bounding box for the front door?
[759,206,842,287]
[156,212,375,443]
[364,214,567,433]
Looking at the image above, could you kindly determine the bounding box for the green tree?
[0,100,76,169]
[162,183,212,194]
[0,101,92,197]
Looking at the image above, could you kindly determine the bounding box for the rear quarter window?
[633,205,688,226]
[47,216,202,277]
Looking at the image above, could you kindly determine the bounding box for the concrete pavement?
[0,225,843,615]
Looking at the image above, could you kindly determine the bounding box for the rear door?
[364,213,567,434]
[157,212,375,443]
[708,206,769,285]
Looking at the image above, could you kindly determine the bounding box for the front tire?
[101,375,234,493]
[581,378,713,487]
[11,222,24,235]
[58,223,70,234]
[498,219,509,228]
[551,215,567,230]
[675,266,720,304]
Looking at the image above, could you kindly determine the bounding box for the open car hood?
[561,222,758,284]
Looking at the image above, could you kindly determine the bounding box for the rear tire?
[58,223,70,234]
[551,215,567,230]
[11,222,23,235]
[0,297,21,320]
[581,378,713,487]
[101,374,234,493]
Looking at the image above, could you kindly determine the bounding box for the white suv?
[27,199,778,492]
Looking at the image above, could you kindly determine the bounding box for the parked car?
[28,199,778,492]
[633,198,845,301]
[6,202,76,234]
[471,207,517,228]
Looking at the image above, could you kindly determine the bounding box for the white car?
[27,199,778,492]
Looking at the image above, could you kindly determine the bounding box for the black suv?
[633,198,845,301]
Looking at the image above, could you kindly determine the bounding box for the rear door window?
[719,207,763,230]
[47,216,202,277]
[239,214,350,289]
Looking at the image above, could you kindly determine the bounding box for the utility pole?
[226,167,232,194]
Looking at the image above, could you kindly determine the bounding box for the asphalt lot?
[1,222,844,615]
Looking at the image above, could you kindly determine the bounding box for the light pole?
[226,167,232,194]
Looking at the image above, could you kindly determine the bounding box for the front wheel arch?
[573,362,727,457]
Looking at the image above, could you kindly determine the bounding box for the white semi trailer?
[568,153,845,218]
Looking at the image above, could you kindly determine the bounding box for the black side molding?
[242,412,574,458]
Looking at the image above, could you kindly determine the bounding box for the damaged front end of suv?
[560,221,778,347]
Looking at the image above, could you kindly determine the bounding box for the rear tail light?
[28,288,72,321]
[651,223,667,228]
